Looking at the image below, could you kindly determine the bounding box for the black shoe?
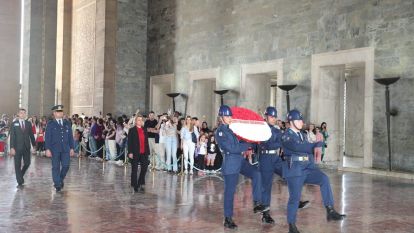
[223,217,237,229]
[253,202,269,213]
[289,223,300,233]
[55,187,62,192]
[61,181,64,189]
[298,200,310,209]
[133,186,139,193]
[17,183,24,189]
[326,206,346,221]
[261,211,275,224]
[138,186,145,193]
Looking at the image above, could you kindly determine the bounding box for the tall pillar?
[115,0,148,116]
[55,0,72,110]
[0,0,21,116]
[21,0,57,117]
[70,0,116,116]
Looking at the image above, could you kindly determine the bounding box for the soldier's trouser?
[223,159,262,217]
[260,156,283,207]
[286,168,334,223]
[51,152,70,188]
[14,149,31,184]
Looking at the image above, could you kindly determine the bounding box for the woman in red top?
[128,115,150,193]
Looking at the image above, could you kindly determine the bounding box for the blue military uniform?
[215,105,265,229]
[281,110,345,233]
[45,105,74,190]
[281,128,334,224]
[258,123,283,208]
[216,124,263,216]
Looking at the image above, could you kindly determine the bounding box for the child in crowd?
[0,127,8,156]
[196,134,208,175]
[83,122,90,156]
[36,122,46,156]
[206,134,218,172]
[74,129,82,156]
[314,127,323,163]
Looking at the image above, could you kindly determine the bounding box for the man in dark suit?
[128,114,150,193]
[45,105,74,192]
[9,108,35,187]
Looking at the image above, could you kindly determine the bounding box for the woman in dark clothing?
[200,121,210,134]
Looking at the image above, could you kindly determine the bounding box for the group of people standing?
[215,105,345,233]
[303,122,329,163]
[144,112,221,175]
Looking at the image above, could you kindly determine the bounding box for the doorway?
[188,68,219,128]
[243,73,278,114]
[240,59,284,116]
[343,65,365,168]
[318,64,365,168]
[311,47,374,169]
[150,74,173,114]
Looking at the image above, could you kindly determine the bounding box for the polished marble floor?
[0,155,413,233]
[343,156,364,169]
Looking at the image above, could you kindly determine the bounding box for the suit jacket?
[10,120,35,152]
[127,126,150,157]
[45,119,74,153]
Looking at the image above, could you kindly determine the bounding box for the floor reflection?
[343,156,364,168]
[0,155,413,233]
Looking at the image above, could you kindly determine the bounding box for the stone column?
[115,0,148,116]
[21,0,57,116]
[55,0,72,110]
[71,0,116,116]
[0,0,21,116]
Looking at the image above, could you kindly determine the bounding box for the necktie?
[59,119,62,126]
[21,120,25,130]
[297,132,303,141]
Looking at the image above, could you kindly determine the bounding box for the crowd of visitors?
[0,110,330,169]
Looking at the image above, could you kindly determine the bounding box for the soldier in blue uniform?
[215,105,266,229]
[258,106,309,224]
[281,109,346,233]
[45,105,75,192]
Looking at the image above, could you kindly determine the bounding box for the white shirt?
[19,119,25,128]
[198,141,207,155]
[307,131,316,143]
[56,118,63,126]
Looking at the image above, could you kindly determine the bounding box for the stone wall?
[147,0,414,172]
[115,0,148,116]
